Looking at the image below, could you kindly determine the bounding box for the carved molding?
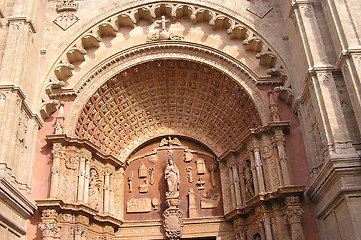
[48,1,288,83]
[61,46,272,162]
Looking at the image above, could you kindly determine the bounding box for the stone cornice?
[290,65,339,113]
[0,84,43,127]
[306,156,361,204]
[224,185,305,221]
[36,199,122,227]
[0,177,37,220]
[45,134,125,168]
[335,47,361,68]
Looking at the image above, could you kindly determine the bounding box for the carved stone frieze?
[50,1,288,85]
[42,209,58,218]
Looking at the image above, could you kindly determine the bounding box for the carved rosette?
[163,208,183,240]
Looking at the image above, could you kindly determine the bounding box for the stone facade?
[0,0,360,239]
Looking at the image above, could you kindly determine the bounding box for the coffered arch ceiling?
[74,59,262,161]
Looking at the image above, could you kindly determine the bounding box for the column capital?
[7,16,36,33]
[285,208,304,224]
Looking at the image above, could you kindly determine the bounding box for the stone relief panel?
[123,137,223,221]
[60,147,80,202]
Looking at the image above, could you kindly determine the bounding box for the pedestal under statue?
[163,149,183,240]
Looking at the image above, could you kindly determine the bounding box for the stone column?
[77,156,86,202]
[274,130,292,186]
[253,145,265,193]
[50,143,62,198]
[188,189,196,218]
[228,166,236,208]
[39,209,58,240]
[103,170,111,213]
[324,0,361,133]
[240,230,247,240]
[249,149,259,194]
[74,227,85,240]
[83,159,90,204]
[285,196,305,240]
[115,167,125,219]
[232,164,242,206]
[263,218,273,240]
[285,208,304,240]
[292,0,355,156]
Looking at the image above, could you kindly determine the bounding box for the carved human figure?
[243,160,255,199]
[165,155,180,197]
[88,168,101,209]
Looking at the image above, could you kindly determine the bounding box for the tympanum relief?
[124,137,223,222]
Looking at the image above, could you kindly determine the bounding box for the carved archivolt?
[48,2,288,83]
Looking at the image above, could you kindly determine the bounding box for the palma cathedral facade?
[0,0,360,239]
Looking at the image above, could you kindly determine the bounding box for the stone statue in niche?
[149,167,155,185]
[186,166,194,183]
[138,162,147,178]
[196,159,206,174]
[88,168,101,209]
[128,171,133,193]
[165,151,180,198]
[243,160,255,199]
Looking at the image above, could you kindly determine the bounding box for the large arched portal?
[32,2,311,240]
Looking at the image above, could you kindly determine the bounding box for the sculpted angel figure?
[165,155,180,198]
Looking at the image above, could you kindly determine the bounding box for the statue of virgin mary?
[164,155,180,198]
